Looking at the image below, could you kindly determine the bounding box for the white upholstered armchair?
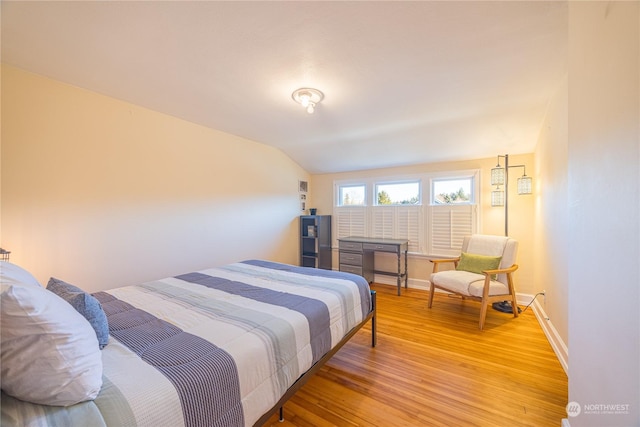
[429,234,519,330]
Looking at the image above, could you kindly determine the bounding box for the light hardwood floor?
[263,284,568,427]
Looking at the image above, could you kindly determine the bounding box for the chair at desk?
[428,234,519,330]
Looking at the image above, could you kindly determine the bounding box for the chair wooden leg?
[478,275,493,330]
[508,273,519,318]
[428,283,435,308]
[510,294,519,318]
[479,299,489,330]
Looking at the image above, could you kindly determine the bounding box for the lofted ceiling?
[1,1,568,174]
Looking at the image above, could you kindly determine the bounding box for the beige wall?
[534,74,569,348]
[310,154,536,295]
[566,2,639,426]
[1,65,309,291]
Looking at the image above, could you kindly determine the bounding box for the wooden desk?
[338,236,408,295]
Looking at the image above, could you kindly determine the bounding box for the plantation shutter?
[334,206,367,245]
[370,206,421,253]
[371,207,394,239]
[395,206,421,253]
[428,204,476,256]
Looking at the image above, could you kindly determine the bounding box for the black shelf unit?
[300,215,332,270]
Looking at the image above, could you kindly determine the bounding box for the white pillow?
[1,283,103,406]
[0,261,42,288]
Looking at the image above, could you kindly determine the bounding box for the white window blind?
[371,207,395,239]
[337,205,422,253]
[334,170,478,255]
[396,206,422,253]
[428,204,476,256]
[370,206,421,252]
[334,207,367,243]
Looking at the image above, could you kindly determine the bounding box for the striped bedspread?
[1,260,372,427]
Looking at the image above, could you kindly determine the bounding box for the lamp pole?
[504,154,509,237]
[495,153,530,236]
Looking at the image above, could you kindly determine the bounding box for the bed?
[0,259,376,427]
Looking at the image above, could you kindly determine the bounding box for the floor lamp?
[490,154,533,236]
[490,154,532,314]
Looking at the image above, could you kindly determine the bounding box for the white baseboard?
[531,299,569,375]
[373,274,430,291]
[374,275,569,375]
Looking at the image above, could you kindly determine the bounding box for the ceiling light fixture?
[292,88,324,114]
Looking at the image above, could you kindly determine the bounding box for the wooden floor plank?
[263,284,568,426]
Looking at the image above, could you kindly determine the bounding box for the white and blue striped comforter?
[1,260,372,427]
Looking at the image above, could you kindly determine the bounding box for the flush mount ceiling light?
[292,88,324,114]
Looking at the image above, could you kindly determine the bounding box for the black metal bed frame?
[253,290,377,426]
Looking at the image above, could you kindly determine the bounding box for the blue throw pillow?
[46,278,109,349]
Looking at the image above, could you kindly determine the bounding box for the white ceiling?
[1,1,568,174]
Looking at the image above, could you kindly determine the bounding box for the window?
[338,184,366,206]
[334,171,478,257]
[371,181,421,252]
[428,173,478,256]
[432,178,473,204]
[375,181,420,205]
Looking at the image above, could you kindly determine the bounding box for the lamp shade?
[491,167,505,186]
[517,175,532,195]
[491,189,505,207]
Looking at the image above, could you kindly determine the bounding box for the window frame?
[430,173,477,206]
[333,170,479,256]
[336,183,368,207]
[374,180,422,206]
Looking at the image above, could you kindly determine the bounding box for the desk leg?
[404,249,408,289]
[396,250,401,296]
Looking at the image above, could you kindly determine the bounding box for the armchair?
[429,234,519,330]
